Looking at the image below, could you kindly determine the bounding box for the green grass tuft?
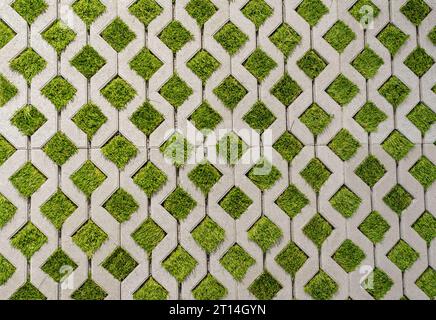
[10,48,46,83]
[72,103,107,139]
[275,184,309,218]
[275,242,308,277]
[323,21,356,53]
[43,132,78,166]
[159,21,193,52]
[162,245,197,283]
[72,0,106,29]
[40,189,77,230]
[241,0,273,29]
[163,186,197,221]
[297,50,327,79]
[191,216,225,254]
[160,132,193,167]
[213,76,247,110]
[416,268,436,299]
[130,101,164,136]
[101,76,136,110]
[273,131,303,162]
[220,244,255,281]
[407,102,436,135]
[377,24,409,56]
[359,211,390,244]
[159,74,193,108]
[355,155,386,187]
[130,48,163,81]
[304,270,338,300]
[134,277,168,300]
[352,47,384,79]
[104,189,138,223]
[296,0,329,27]
[328,129,360,161]
[0,135,16,166]
[330,186,361,218]
[409,156,436,190]
[332,240,365,273]
[404,47,434,77]
[0,254,15,286]
[42,20,76,55]
[326,74,359,106]
[303,213,333,249]
[249,271,282,300]
[247,158,281,191]
[70,160,107,198]
[193,274,227,300]
[248,216,282,252]
[102,247,138,281]
[219,187,253,219]
[71,45,106,79]
[0,74,18,108]
[412,212,436,246]
[132,218,165,255]
[185,0,217,26]
[400,0,431,26]
[41,76,77,111]
[41,249,77,282]
[354,102,387,133]
[383,184,413,215]
[243,101,276,133]
[10,222,47,259]
[349,0,380,22]
[102,134,138,169]
[0,20,16,50]
[11,105,47,137]
[187,50,220,84]
[71,278,107,300]
[12,0,47,25]
[364,268,393,300]
[300,158,331,193]
[10,162,47,198]
[387,240,419,272]
[269,23,301,57]
[270,74,302,106]
[72,220,107,258]
[382,130,414,161]
[9,281,46,300]
[0,193,17,229]
[214,22,248,56]
[188,161,222,194]
[129,0,162,26]
[101,17,136,52]
[189,101,222,132]
[133,161,167,197]
[299,103,332,137]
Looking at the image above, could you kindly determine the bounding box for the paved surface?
[0,0,435,300]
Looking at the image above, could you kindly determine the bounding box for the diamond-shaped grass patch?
[72,0,106,29]
[300,158,331,193]
[296,0,329,27]
[40,190,77,230]
[72,103,107,140]
[404,47,434,77]
[11,222,47,259]
[41,249,77,282]
[328,129,360,161]
[299,103,332,137]
[11,105,47,137]
[72,220,107,258]
[160,132,193,167]
[133,277,168,300]
[412,211,436,246]
[332,240,365,273]
[160,74,193,108]
[244,101,276,133]
[214,22,248,56]
[383,184,413,215]
[377,24,409,56]
[275,242,308,277]
[354,102,387,133]
[359,211,390,244]
[70,160,107,198]
[275,184,309,219]
[159,20,193,52]
[355,155,386,188]
[400,0,431,26]
[0,193,17,229]
[188,161,222,194]
[132,218,165,255]
[248,216,282,252]
[133,161,167,197]
[9,281,46,300]
[163,186,197,221]
[352,47,384,79]
[303,213,333,249]
[409,157,436,190]
[242,0,273,29]
[416,268,436,299]
[71,278,107,300]
[186,0,217,27]
[12,0,48,25]
[220,244,255,281]
[42,20,75,55]
[305,270,338,300]
[297,50,327,79]
[324,21,356,53]
[271,74,302,106]
[330,186,361,218]
[104,189,138,223]
[326,74,359,106]
[71,45,106,79]
[130,48,163,81]
[191,216,225,254]
[249,271,282,300]
[187,50,220,83]
[349,0,380,23]
[0,254,15,286]
[101,76,136,110]
[0,20,16,50]
[101,17,135,52]
[0,135,16,166]
[162,245,197,283]
[10,162,46,198]
[273,131,303,162]
[217,132,248,165]
[189,101,222,132]
[41,76,77,111]
[219,187,252,219]
[129,0,162,26]
[0,74,18,108]
[193,273,227,300]
[102,247,138,281]
[269,23,301,57]
[247,158,281,191]
[407,102,436,135]
[43,132,78,166]
[428,26,436,45]
[382,130,414,161]
[364,268,393,300]
[102,134,138,169]
[244,48,277,81]
[10,48,46,83]
[387,240,419,272]
[130,101,164,137]
[213,76,247,110]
